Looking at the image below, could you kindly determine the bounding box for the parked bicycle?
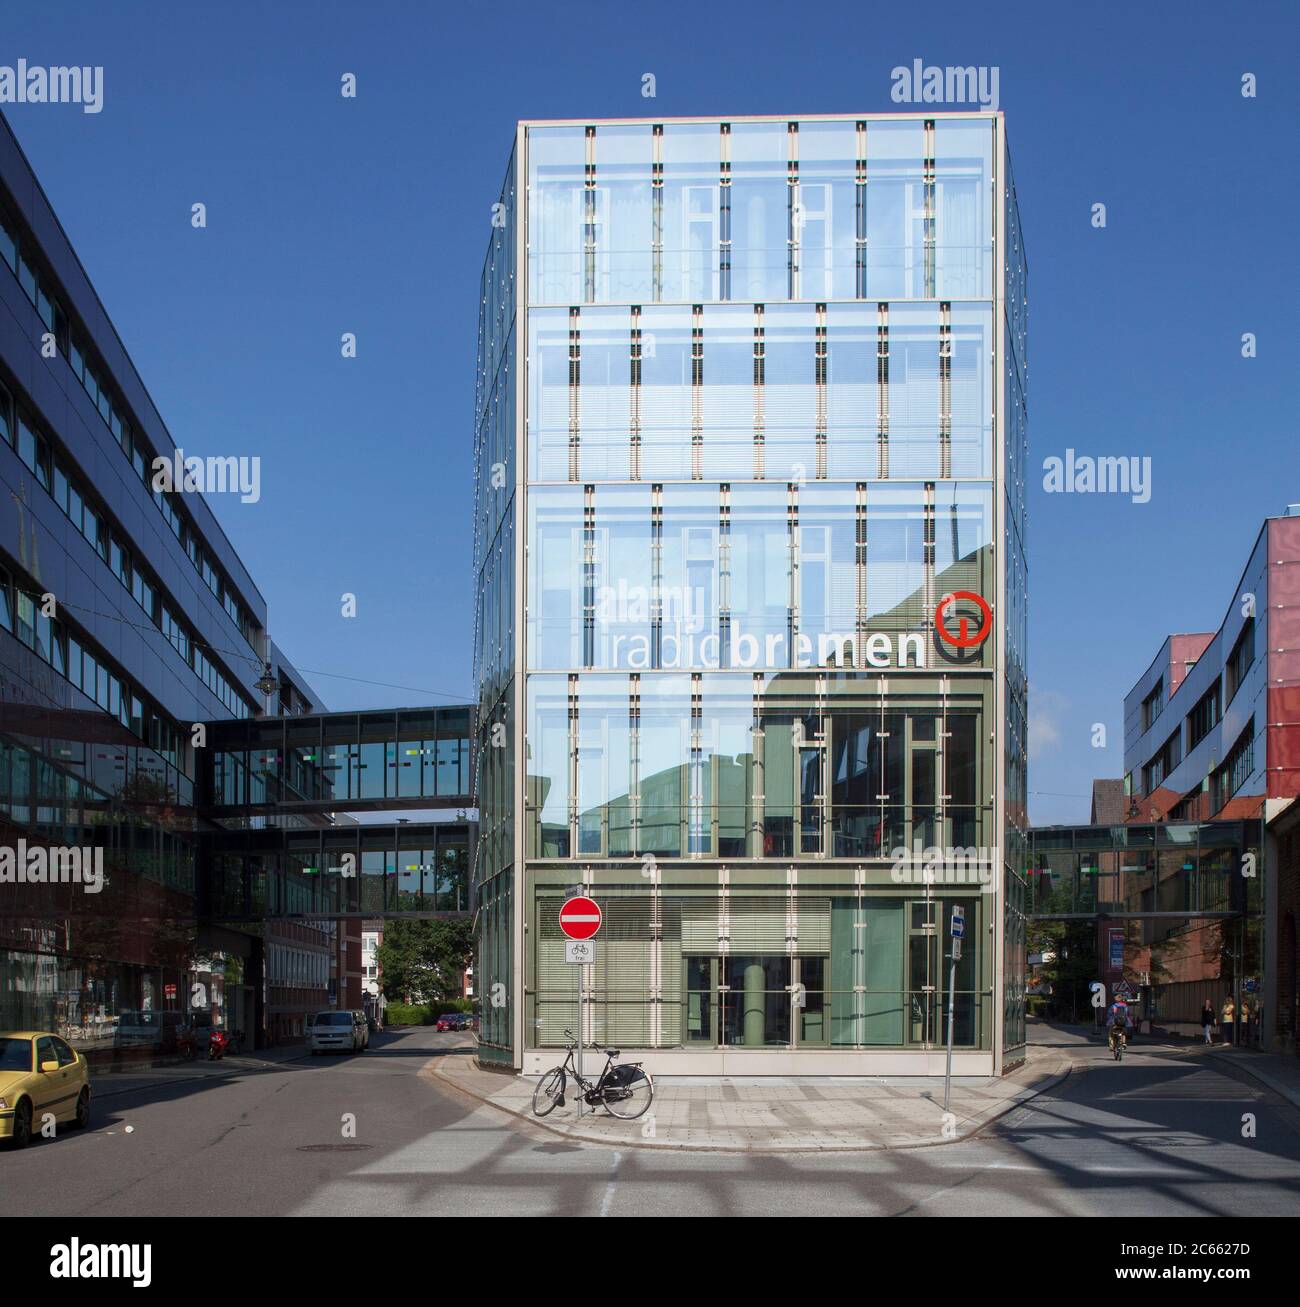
[531,1029,654,1120]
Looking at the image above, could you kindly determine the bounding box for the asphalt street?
[6,1024,1299,1218]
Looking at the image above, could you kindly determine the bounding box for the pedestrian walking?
[1220,994,1235,1046]
[1200,999,1215,1044]
[1240,997,1252,1046]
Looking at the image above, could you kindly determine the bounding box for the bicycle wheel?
[532,1066,566,1117]
[602,1067,653,1120]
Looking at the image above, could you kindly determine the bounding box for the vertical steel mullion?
[629,675,641,856]
[582,486,595,670]
[753,306,765,479]
[876,303,889,479]
[939,301,952,480]
[922,482,936,671]
[584,126,597,303]
[691,305,704,479]
[855,481,868,664]
[787,481,798,670]
[651,124,664,303]
[650,484,663,668]
[719,485,732,669]
[629,306,642,481]
[855,121,868,299]
[719,123,731,302]
[787,121,799,302]
[923,118,936,297]
[814,303,828,480]
[567,673,580,855]
[568,306,581,482]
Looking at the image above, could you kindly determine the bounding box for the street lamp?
[254,661,279,714]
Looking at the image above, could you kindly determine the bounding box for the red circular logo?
[935,591,992,648]
[558,896,602,941]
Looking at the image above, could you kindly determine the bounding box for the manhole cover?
[1128,1135,1214,1148]
[296,1143,373,1153]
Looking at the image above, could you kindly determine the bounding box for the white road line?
[600,1150,622,1217]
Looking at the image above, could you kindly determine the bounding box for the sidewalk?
[89,1043,307,1099]
[1201,1043,1300,1113]
[430,1042,1072,1152]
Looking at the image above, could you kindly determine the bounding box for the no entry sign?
[558,895,602,941]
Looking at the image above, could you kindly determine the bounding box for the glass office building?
[474,113,1028,1074]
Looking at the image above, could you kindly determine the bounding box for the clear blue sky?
[3,0,1296,824]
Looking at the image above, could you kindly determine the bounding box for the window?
[0,216,15,272]
[0,380,11,446]
[1213,721,1255,812]
[1187,679,1222,750]
[1226,618,1254,703]
[109,539,130,588]
[1141,678,1165,732]
[1143,728,1182,793]
[15,590,35,648]
[17,251,37,303]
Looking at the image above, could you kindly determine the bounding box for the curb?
[1204,1050,1300,1113]
[90,1052,310,1099]
[427,1047,1074,1154]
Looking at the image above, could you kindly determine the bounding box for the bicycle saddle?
[606,1049,620,1058]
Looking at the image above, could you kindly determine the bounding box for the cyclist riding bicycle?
[1105,998,1133,1052]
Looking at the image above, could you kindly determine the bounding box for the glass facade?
[475,114,1027,1070]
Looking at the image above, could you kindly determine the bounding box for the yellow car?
[0,1031,92,1148]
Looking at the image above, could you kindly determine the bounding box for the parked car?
[435,1012,465,1032]
[306,1010,362,1055]
[0,1031,92,1148]
[351,1010,369,1050]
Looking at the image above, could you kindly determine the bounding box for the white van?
[306,1010,361,1055]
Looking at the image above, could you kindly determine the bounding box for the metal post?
[943,951,957,1113]
[576,965,583,1120]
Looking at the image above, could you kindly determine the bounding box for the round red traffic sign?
[558,896,602,941]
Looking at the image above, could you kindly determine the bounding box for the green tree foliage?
[375,918,474,1004]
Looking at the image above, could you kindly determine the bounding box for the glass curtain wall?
[510,115,1009,1060]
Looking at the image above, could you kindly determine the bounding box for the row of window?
[527,118,995,305]
[0,564,186,772]
[1139,620,1257,801]
[525,480,994,672]
[0,378,253,719]
[525,301,994,484]
[0,203,258,647]
[268,943,329,988]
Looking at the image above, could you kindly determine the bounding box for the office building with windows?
[1122,509,1300,1050]
[0,111,344,1055]
[474,112,1029,1074]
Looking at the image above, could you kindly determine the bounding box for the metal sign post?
[558,897,602,1120]
[944,906,965,1113]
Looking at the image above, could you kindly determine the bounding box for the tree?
[376,918,474,1004]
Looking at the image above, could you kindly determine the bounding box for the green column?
[744,962,765,1046]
